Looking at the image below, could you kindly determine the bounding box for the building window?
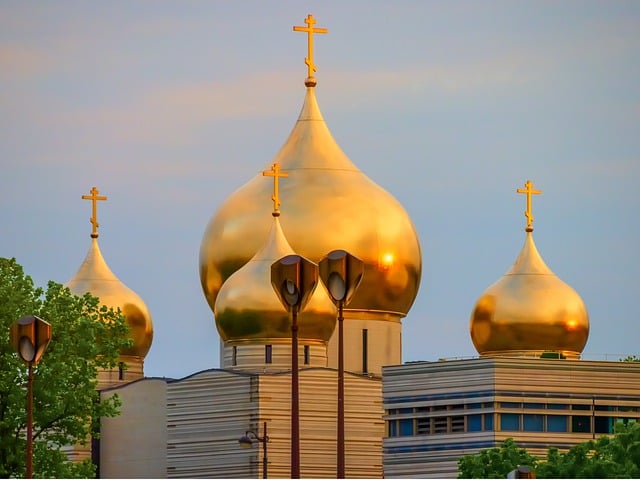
[232,346,237,366]
[399,419,414,436]
[484,413,494,431]
[547,415,568,432]
[501,413,520,431]
[265,345,272,364]
[548,403,569,410]
[572,415,591,433]
[118,362,125,381]
[362,329,368,374]
[416,417,431,435]
[523,414,544,431]
[304,345,310,365]
[433,417,447,434]
[468,414,482,432]
[389,420,397,437]
[595,416,614,434]
[501,402,521,408]
[451,416,465,432]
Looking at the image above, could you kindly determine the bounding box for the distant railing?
[404,353,639,364]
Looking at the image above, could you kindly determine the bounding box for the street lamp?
[271,254,319,479]
[10,315,52,479]
[239,421,269,479]
[319,250,364,479]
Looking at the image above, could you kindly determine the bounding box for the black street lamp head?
[319,250,364,306]
[271,254,319,312]
[10,315,52,365]
[239,431,256,448]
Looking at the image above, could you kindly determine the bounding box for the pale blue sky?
[1,1,638,378]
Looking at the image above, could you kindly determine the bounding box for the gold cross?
[262,163,289,216]
[516,180,542,232]
[293,14,327,86]
[82,186,107,238]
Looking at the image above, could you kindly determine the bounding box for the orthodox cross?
[262,163,289,216]
[293,14,327,86]
[516,180,541,232]
[82,186,107,238]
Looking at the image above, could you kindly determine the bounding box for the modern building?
[382,183,640,478]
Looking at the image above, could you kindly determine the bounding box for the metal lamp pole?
[271,254,319,479]
[319,250,364,479]
[10,315,52,479]
[239,421,269,479]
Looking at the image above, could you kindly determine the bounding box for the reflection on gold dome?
[469,181,589,358]
[200,86,422,318]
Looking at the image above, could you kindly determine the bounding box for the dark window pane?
[501,402,521,408]
[547,415,567,432]
[595,416,614,434]
[572,415,591,433]
[389,421,397,437]
[548,404,568,410]
[399,408,413,414]
[467,403,482,409]
[523,414,544,431]
[501,413,520,431]
[468,414,482,432]
[433,417,447,434]
[416,417,430,435]
[524,403,544,409]
[595,405,614,411]
[451,416,465,432]
[572,404,591,410]
[399,419,413,436]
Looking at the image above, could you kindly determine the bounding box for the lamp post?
[239,421,269,479]
[10,315,52,479]
[271,254,319,479]
[319,250,364,479]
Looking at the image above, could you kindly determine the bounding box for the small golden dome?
[214,215,337,344]
[67,238,154,359]
[200,87,422,318]
[470,232,589,358]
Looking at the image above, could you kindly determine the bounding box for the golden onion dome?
[200,86,422,318]
[214,213,337,344]
[469,181,589,358]
[67,237,154,359]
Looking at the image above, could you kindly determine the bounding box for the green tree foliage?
[458,422,640,478]
[620,355,640,362]
[0,258,131,478]
[457,438,538,478]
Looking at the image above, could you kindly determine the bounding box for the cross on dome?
[262,163,289,216]
[293,14,327,87]
[516,180,542,232]
[81,186,107,238]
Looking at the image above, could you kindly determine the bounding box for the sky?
[1,1,638,379]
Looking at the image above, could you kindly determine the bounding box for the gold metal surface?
[262,163,289,216]
[214,215,336,343]
[81,186,107,239]
[200,87,422,320]
[516,180,541,233]
[470,231,589,358]
[67,238,154,358]
[293,14,327,86]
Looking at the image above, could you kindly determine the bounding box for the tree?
[0,258,131,478]
[620,355,640,362]
[458,422,640,478]
[457,438,539,478]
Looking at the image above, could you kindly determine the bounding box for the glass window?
[433,417,447,434]
[572,404,590,410]
[547,415,567,432]
[523,414,544,431]
[468,414,482,432]
[548,403,568,410]
[265,345,272,364]
[501,413,520,431]
[467,403,482,409]
[572,415,591,433]
[595,416,614,434]
[399,408,413,414]
[389,420,397,437]
[501,402,521,408]
[303,345,310,365]
[595,405,614,411]
[484,413,494,431]
[524,403,544,409]
[399,419,414,436]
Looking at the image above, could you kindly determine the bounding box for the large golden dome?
[200,86,422,318]
[67,237,154,359]
[214,213,337,344]
[470,182,589,358]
